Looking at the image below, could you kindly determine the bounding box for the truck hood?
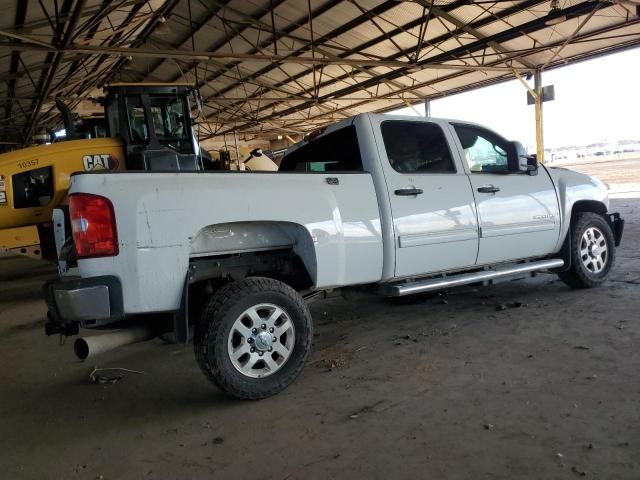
[545,165,610,211]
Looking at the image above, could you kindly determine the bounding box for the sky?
[389,47,640,151]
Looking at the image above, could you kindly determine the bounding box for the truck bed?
[68,171,384,313]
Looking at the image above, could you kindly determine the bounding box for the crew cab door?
[373,118,479,278]
[449,123,560,264]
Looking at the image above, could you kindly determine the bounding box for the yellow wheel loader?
[0,83,216,261]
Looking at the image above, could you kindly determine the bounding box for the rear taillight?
[69,193,118,258]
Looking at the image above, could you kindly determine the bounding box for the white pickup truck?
[44,113,624,399]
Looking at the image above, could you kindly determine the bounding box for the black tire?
[558,212,615,288]
[194,277,312,400]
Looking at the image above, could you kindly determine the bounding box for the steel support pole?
[233,130,241,171]
[534,70,545,164]
[285,134,297,145]
[424,98,431,117]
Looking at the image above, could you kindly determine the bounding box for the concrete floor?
[1,160,639,480]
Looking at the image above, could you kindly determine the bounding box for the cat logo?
[83,154,119,171]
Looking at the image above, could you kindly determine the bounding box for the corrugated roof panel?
[303,1,361,38]
[376,2,425,30]
[443,4,491,26]
[0,1,637,146]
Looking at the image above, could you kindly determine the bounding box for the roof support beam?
[140,0,232,81]
[0,43,518,71]
[99,0,181,87]
[23,0,87,145]
[2,0,635,143]
[540,3,600,70]
[3,0,28,141]
[194,0,398,102]
[165,0,291,85]
[14,1,142,35]
[201,0,545,123]
[205,0,609,138]
[258,19,640,134]
[415,0,537,70]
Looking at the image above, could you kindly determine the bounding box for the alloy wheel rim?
[227,303,295,378]
[580,226,608,274]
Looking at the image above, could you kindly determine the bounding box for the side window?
[149,105,167,136]
[106,99,121,139]
[125,96,149,144]
[454,124,509,173]
[279,126,362,172]
[380,121,455,173]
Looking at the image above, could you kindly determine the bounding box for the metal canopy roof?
[0,0,638,147]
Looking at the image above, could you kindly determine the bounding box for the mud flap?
[172,274,190,344]
[608,213,624,247]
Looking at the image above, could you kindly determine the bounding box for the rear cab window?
[380,120,456,173]
[279,126,363,172]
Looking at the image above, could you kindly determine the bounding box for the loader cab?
[104,84,204,171]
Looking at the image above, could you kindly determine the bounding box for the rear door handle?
[394,187,423,196]
[477,185,500,194]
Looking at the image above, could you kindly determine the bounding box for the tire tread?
[558,212,615,289]
[194,277,311,400]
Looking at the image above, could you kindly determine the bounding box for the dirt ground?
[1,160,639,480]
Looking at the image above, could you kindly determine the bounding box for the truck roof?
[283,113,466,158]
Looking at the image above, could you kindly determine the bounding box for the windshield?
[148,95,193,154]
[122,94,193,154]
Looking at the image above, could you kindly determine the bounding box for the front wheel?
[194,277,312,400]
[558,212,615,288]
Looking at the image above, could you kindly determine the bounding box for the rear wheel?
[194,277,312,400]
[558,212,615,288]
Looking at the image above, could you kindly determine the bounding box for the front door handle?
[477,185,500,194]
[395,187,423,196]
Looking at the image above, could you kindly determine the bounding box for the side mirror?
[508,141,538,175]
[524,154,538,176]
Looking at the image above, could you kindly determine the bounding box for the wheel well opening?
[190,221,317,284]
[186,249,315,325]
[571,200,607,223]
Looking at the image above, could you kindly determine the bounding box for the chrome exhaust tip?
[73,325,157,360]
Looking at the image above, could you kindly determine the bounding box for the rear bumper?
[608,212,624,247]
[44,275,125,329]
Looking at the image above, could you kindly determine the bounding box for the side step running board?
[388,258,564,297]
